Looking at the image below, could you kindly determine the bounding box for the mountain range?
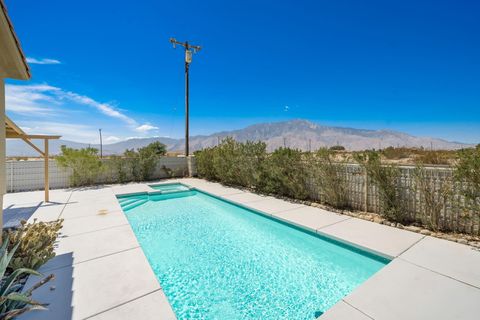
[6,119,473,156]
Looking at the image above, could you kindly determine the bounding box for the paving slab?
[111,183,152,196]
[61,200,122,219]
[400,236,480,288]
[19,255,75,320]
[3,189,72,207]
[27,203,66,222]
[222,191,275,204]
[319,301,372,320]
[67,188,113,202]
[241,198,305,215]
[21,248,161,320]
[344,259,480,320]
[43,225,140,271]
[319,217,424,258]
[181,179,245,196]
[193,184,245,196]
[60,211,129,236]
[89,290,176,320]
[272,206,351,232]
[71,248,160,319]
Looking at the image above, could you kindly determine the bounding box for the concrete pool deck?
[4,178,479,320]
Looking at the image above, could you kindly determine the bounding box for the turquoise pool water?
[120,187,388,319]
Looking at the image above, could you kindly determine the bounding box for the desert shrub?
[195,148,216,180]
[0,237,55,319]
[312,149,349,209]
[123,149,142,181]
[108,155,128,183]
[455,144,480,213]
[329,145,345,151]
[137,142,167,180]
[261,148,309,199]
[210,137,239,185]
[416,151,451,165]
[3,219,63,270]
[121,142,167,181]
[234,140,267,188]
[56,146,103,186]
[412,166,451,231]
[199,138,266,187]
[381,147,410,160]
[355,151,406,222]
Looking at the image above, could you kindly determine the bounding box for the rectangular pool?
[118,185,389,319]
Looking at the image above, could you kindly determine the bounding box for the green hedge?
[195,139,480,232]
[195,138,346,203]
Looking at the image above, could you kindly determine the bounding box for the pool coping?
[11,178,480,320]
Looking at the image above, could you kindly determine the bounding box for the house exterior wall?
[0,78,4,227]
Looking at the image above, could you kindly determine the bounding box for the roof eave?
[0,0,30,80]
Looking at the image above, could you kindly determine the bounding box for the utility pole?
[170,37,201,157]
[99,129,103,158]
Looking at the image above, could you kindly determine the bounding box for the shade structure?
[5,115,61,202]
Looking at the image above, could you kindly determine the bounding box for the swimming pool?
[118,184,389,319]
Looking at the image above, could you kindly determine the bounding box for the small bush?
[355,151,406,222]
[312,149,349,209]
[195,147,216,180]
[412,165,451,231]
[122,142,167,181]
[56,146,103,186]
[261,148,309,199]
[329,145,345,151]
[3,219,63,270]
[455,144,480,213]
[108,155,128,183]
[382,147,410,160]
[137,142,166,180]
[415,151,451,165]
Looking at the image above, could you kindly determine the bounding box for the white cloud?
[5,84,61,114]
[4,83,163,143]
[5,83,138,127]
[135,124,159,132]
[105,136,121,143]
[63,91,137,126]
[26,57,61,65]
[18,121,99,142]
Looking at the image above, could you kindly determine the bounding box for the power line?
[169,38,202,157]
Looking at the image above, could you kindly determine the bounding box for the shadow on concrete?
[19,253,74,320]
[2,203,42,228]
[2,200,74,229]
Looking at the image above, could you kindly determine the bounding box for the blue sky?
[5,0,480,144]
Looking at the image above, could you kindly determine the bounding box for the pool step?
[118,198,141,207]
[122,198,148,211]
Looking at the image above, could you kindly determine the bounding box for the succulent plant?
[0,237,54,319]
[4,219,63,271]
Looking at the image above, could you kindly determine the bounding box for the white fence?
[6,157,196,192]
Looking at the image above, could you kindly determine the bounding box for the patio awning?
[5,115,61,202]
